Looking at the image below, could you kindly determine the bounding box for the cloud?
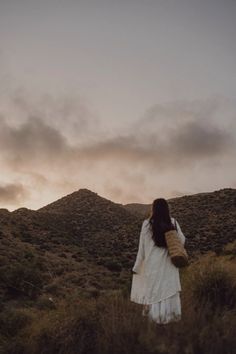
[170,119,233,157]
[0,92,235,208]
[1,93,235,171]
[0,88,102,145]
[73,112,234,168]
[0,116,71,171]
[133,97,236,157]
[0,183,29,204]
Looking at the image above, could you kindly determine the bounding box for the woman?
[130,198,186,324]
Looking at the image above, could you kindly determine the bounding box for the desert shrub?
[1,253,236,354]
[58,252,67,258]
[20,230,32,242]
[23,250,36,260]
[24,300,101,354]
[221,240,236,259]
[0,307,33,337]
[96,292,152,354]
[43,281,61,295]
[190,262,236,311]
[80,287,100,299]
[103,260,122,272]
[1,338,26,354]
[0,256,45,299]
[2,288,236,354]
[35,295,57,310]
[96,259,104,266]
[196,310,236,354]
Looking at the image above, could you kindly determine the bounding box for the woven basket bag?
[165,225,189,268]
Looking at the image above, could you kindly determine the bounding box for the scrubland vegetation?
[1,188,236,353]
[1,242,236,354]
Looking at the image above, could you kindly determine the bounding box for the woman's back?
[130,198,186,324]
[130,216,185,304]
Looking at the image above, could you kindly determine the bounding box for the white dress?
[130,217,186,324]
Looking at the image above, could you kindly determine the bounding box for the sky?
[0,0,236,210]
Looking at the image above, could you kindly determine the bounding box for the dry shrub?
[1,254,236,354]
[96,291,153,354]
[0,255,45,300]
[222,240,236,259]
[0,307,33,337]
[22,299,100,354]
[184,255,236,311]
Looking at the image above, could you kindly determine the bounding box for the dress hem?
[130,290,181,305]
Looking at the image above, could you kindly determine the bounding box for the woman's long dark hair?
[148,198,175,248]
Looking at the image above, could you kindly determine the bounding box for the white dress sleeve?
[132,220,146,274]
[175,219,186,245]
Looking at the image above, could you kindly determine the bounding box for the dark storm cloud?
[128,98,236,163]
[0,97,235,175]
[0,116,70,169]
[2,89,100,145]
[170,120,233,156]
[75,118,234,168]
[0,94,235,207]
[0,183,29,203]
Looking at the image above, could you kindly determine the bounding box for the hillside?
[0,187,236,306]
[124,188,236,255]
[0,189,143,306]
[1,187,236,353]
